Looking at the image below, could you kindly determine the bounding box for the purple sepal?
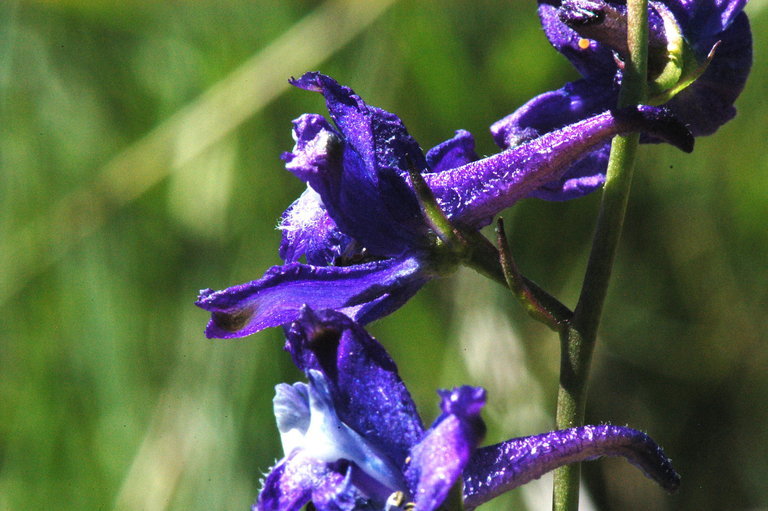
[462,424,681,510]
[425,130,479,173]
[405,387,486,511]
[664,0,747,43]
[196,256,425,338]
[288,72,429,257]
[285,307,425,462]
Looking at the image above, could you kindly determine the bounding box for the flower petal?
[278,185,354,265]
[273,382,311,455]
[285,308,425,464]
[302,370,408,498]
[538,0,618,80]
[665,0,747,41]
[404,387,487,511]
[427,106,693,227]
[288,72,430,257]
[425,130,479,173]
[291,72,428,175]
[490,80,615,201]
[196,256,427,338]
[462,424,680,510]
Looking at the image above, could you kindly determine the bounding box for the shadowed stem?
[552,0,650,510]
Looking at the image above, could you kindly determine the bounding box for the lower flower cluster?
[256,308,679,511]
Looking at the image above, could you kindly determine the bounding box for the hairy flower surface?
[494,0,752,200]
[256,308,680,511]
[197,73,693,338]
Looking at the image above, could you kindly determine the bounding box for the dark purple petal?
[425,130,479,173]
[404,387,486,511]
[285,308,425,463]
[288,72,429,256]
[666,11,752,136]
[665,0,747,41]
[196,256,427,338]
[291,72,428,174]
[427,106,693,227]
[492,80,616,150]
[255,450,328,511]
[279,186,354,265]
[462,424,680,510]
[539,0,618,80]
[282,113,340,184]
[310,464,377,511]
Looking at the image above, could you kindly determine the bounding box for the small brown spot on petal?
[212,308,254,332]
[308,325,342,348]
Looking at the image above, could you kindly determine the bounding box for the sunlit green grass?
[1,1,766,510]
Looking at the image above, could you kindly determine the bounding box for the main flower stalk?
[552,0,650,509]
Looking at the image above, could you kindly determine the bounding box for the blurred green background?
[0,1,766,510]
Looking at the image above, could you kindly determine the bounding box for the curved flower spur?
[492,0,752,200]
[196,73,693,338]
[257,307,679,511]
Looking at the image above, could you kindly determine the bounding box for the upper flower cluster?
[493,0,752,200]
[197,73,692,338]
[257,307,679,511]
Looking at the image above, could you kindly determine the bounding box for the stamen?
[578,38,591,49]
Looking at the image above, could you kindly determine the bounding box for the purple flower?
[197,73,693,338]
[495,0,752,200]
[256,308,680,511]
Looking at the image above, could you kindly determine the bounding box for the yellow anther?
[578,38,591,50]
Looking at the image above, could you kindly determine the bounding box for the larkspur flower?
[196,72,693,338]
[494,0,752,200]
[257,307,680,511]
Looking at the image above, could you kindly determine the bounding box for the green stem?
[552,0,649,510]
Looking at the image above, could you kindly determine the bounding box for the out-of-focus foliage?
[0,1,765,510]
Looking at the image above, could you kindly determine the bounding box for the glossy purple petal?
[291,72,428,175]
[425,130,479,173]
[285,308,425,464]
[665,0,747,41]
[196,256,426,338]
[404,387,486,511]
[288,72,429,257]
[462,424,681,510]
[426,105,693,227]
[539,0,618,80]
